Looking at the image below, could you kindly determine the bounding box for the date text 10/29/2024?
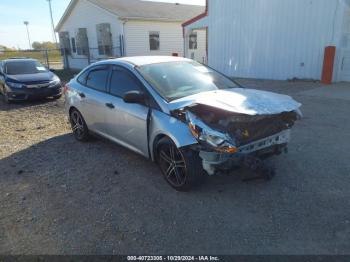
[127,256,220,261]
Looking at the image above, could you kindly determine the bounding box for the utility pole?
[47,0,58,46]
[23,21,31,50]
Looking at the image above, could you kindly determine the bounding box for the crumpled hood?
[169,88,302,115]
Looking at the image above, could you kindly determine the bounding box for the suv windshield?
[137,61,238,101]
[5,60,48,75]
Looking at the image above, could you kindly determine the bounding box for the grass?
[0,50,62,64]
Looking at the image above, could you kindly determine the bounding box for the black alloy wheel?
[70,109,89,142]
[157,137,204,191]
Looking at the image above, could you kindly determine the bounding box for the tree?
[32,41,57,50]
[0,45,15,51]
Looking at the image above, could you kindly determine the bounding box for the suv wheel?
[156,137,204,191]
[70,109,90,142]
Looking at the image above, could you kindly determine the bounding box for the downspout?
[121,19,128,56]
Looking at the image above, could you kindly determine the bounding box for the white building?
[56,0,204,70]
[184,0,350,82]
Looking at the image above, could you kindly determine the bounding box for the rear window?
[5,60,47,75]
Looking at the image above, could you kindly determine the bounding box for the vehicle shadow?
[0,94,61,112]
[0,133,272,254]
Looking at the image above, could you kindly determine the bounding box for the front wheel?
[1,87,10,104]
[156,137,204,191]
[52,94,62,100]
[69,109,90,142]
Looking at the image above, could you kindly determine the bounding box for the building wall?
[336,4,350,81]
[186,0,348,81]
[59,0,123,70]
[124,20,184,57]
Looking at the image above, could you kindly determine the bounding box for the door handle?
[105,103,115,109]
[78,92,86,98]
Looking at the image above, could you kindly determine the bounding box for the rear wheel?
[69,109,90,142]
[156,137,204,191]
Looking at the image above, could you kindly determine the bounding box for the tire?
[1,86,10,104]
[52,94,62,100]
[2,91,10,104]
[69,109,90,142]
[156,137,205,191]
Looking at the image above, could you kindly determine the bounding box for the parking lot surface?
[0,80,350,255]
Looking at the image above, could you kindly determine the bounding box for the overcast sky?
[0,0,205,49]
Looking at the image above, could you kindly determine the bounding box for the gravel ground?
[0,80,350,255]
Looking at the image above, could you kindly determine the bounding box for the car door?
[104,65,150,157]
[76,65,111,135]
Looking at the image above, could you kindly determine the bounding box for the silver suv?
[65,56,301,191]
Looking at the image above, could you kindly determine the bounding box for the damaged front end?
[172,102,301,177]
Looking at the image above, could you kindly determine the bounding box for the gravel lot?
[0,80,350,255]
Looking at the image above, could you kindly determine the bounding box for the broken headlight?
[186,111,238,153]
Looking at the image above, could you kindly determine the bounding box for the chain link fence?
[61,45,123,70]
[0,45,124,71]
[0,49,64,70]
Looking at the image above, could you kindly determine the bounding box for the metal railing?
[61,46,123,69]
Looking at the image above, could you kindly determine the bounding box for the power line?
[23,21,31,50]
[47,0,58,45]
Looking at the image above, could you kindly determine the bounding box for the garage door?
[339,49,350,82]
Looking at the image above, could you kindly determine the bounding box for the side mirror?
[49,68,56,72]
[123,90,145,104]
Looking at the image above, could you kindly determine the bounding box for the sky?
[0,0,205,49]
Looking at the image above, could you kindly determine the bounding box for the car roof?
[106,56,193,67]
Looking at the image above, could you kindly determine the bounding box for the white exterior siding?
[124,20,184,57]
[185,0,350,81]
[59,0,123,69]
[57,0,199,70]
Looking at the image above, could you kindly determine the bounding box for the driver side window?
[109,66,141,98]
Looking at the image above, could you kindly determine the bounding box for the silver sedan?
[65,56,301,191]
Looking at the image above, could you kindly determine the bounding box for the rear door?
[104,66,150,157]
[76,65,111,135]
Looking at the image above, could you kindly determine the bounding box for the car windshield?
[5,60,48,75]
[137,61,238,101]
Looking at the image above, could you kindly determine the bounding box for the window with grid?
[76,28,89,56]
[149,32,160,51]
[189,32,197,50]
[96,23,113,56]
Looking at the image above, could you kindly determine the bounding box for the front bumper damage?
[171,88,302,179]
[180,109,299,179]
[198,129,290,176]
